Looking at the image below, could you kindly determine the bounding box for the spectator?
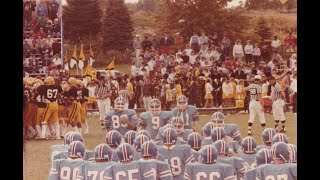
[51,39,61,55]
[271,36,282,53]
[290,73,297,114]
[288,53,297,70]
[253,43,261,68]
[199,32,209,46]
[46,35,54,48]
[49,65,60,79]
[151,34,159,51]
[174,32,184,50]
[52,18,61,34]
[233,39,244,62]
[204,79,214,108]
[45,19,53,33]
[284,32,296,52]
[272,50,284,64]
[48,0,59,20]
[37,1,48,17]
[52,53,62,67]
[141,36,152,51]
[189,32,200,53]
[211,32,220,47]
[24,2,32,31]
[261,45,270,62]
[231,66,246,80]
[159,32,172,55]
[131,62,139,77]
[221,34,231,56]
[133,35,142,50]
[36,14,49,31]
[165,84,173,110]
[282,71,292,103]
[244,40,253,64]
[142,79,152,110]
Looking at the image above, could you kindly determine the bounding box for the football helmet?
[200,145,218,164]
[34,79,43,84]
[213,140,229,156]
[211,127,226,142]
[261,128,277,144]
[148,98,161,116]
[76,80,83,87]
[211,111,225,127]
[105,130,122,148]
[256,148,272,166]
[202,122,216,137]
[62,84,70,91]
[288,144,297,163]
[272,133,288,144]
[272,142,290,162]
[66,132,84,145]
[141,141,158,158]
[68,77,77,86]
[117,143,135,162]
[133,135,150,152]
[136,130,151,140]
[171,117,185,134]
[44,76,55,85]
[114,97,126,111]
[124,130,137,146]
[68,141,85,159]
[64,131,75,145]
[162,128,177,145]
[241,136,257,154]
[187,132,202,150]
[176,95,188,110]
[33,83,41,90]
[94,144,113,161]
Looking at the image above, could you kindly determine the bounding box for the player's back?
[256,145,271,152]
[111,148,119,162]
[236,153,257,168]
[224,123,241,142]
[52,150,95,161]
[67,86,79,100]
[256,163,297,180]
[155,139,187,146]
[244,168,256,180]
[139,159,173,180]
[178,129,193,141]
[48,159,88,180]
[78,161,116,180]
[217,156,248,179]
[133,151,142,161]
[158,144,194,180]
[191,149,200,162]
[45,84,62,102]
[184,162,236,180]
[50,144,68,157]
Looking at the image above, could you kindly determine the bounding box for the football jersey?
[67,86,81,101]
[57,91,68,105]
[223,124,242,143]
[140,111,173,140]
[202,137,213,146]
[45,84,62,102]
[50,144,68,157]
[77,161,116,180]
[35,85,47,108]
[104,109,138,136]
[256,163,297,180]
[244,168,256,180]
[133,151,142,161]
[158,144,194,180]
[184,162,236,180]
[171,105,199,129]
[139,159,173,180]
[52,150,95,161]
[155,139,188,146]
[177,129,193,141]
[236,153,257,169]
[217,156,248,179]
[80,87,89,104]
[48,158,88,180]
[228,141,241,154]
[103,161,154,180]
[111,148,119,162]
[256,145,271,152]
[191,149,200,162]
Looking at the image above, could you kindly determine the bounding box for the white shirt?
[52,57,62,66]
[290,79,297,93]
[175,58,183,64]
[262,82,269,96]
[244,44,254,54]
[131,65,139,76]
[205,83,213,93]
[267,61,275,70]
[168,73,175,83]
[184,48,193,56]
[271,39,281,48]
[47,38,55,47]
[189,55,197,65]
[233,44,244,57]
[176,52,183,59]
[147,60,155,71]
[161,68,167,76]
[199,36,209,45]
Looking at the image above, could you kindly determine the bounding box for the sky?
[61,0,245,8]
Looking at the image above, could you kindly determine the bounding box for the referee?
[268,76,286,133]
[245,75,266,135]
[95,77,111,128]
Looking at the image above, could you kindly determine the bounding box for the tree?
[102,0,134,52]
[245,0,283,10]
[254,17,273,42]
[63,0,103,42]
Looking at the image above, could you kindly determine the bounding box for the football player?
[272,133,289,144]
[48,141,88,180]
[77,144,116,180]
[187,132,202,162]
[58,84,70,138]
[140,141,166,162]
[184,145,237,180]
[172,117,193,141]
[34,81,49,140]
[78,80,89,134]
[288,144,297,163]
[255,142,297,180]
[155,124,188,146]
[105,130,121,162]
[66,77,82,133]
[23,81,37,139]
[139,98,173,140]
[256,128,277,152]
[236,136,257,169]
[103,143,154,180]
[136,129,152,140]
[124,130,137,146]
[50,131,75,157]
[104,97,138,136]
[171,95,199,131]
[244,148,272,180]
[158,128,195,180]
[41,76,63,140]
[201,122,216,146]
[214,140,248,180]
[133,134,150,160]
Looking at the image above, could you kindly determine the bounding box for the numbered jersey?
[177,129,193,141]
[48,159,88,180]
[223,123,242,143]
[35,85,47,108]
[184,162,236,180]
[216,156,249,179]
[235,154,257,169]
[140,111,173,140]
[158,144,194,180]
[171,105,199,129]
[139,159,173,180]
[67,86,81,102]
[228,141,241,154]
[244,168,256,180]
[256,163,297,180]
[256,145,271,152]
[58,91,69,105]
[104,109,138,136]
[80,87,89,104]
[50,144,68,157]
[77,161,116,180]
[45,85,62,102]
[103,161,153,180]
[245,83,262,101]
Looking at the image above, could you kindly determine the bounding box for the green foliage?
[245,0,283,10]
[254,17,273,42]
[102,0,134,52]
[63,0,103,41]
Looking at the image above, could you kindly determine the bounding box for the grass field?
[24,112,296,180]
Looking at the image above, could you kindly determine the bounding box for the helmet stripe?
[110,131,113,144]
[72,141,77,156]
[208,146,211,163]
[100,145,103,158]
[122,144,127,161]
[264,149,268,164]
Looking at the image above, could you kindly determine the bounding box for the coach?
[95,77,111,128]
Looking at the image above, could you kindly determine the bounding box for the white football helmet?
[177,95,188,110]
[148,98,161,116]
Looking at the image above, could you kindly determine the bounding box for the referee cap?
[254,75,261,80]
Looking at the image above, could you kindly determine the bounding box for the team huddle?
[44,84,297,180]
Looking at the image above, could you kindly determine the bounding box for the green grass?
[24,112,296,179]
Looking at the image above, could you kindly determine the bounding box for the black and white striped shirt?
[245,83,262,101]
[94,85,109,99]
[271,83,284,101]
[118,89,131,103]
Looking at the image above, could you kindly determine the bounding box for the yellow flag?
[79,44,86,62]
[70,46,77,69]
[106,57,115,70]
[64,50,68,63]
[89,44,95,66]
[84,63,92,77]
